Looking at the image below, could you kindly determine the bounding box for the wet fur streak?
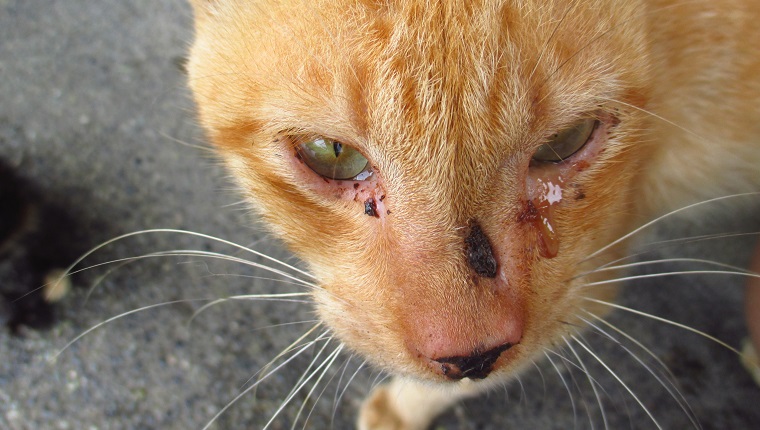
[77,0,760,428]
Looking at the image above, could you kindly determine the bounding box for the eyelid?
[532,117,598,163]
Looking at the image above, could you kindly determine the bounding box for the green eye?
[296,136,371,180]
[533,118,597,163]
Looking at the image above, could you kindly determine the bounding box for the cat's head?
[187,0,652,383]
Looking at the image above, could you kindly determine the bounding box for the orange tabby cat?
[186,0,760,428]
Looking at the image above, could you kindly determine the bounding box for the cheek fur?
[189,0,655,384]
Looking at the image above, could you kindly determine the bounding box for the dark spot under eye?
[364,197,378,217]
[569,183,586,200]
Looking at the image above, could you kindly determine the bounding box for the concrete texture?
[1,1,759,429]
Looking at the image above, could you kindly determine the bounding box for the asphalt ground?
[1,1,760,429]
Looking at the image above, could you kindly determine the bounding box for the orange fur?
[186,0,760,428]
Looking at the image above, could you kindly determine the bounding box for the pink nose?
[411,309,523,380]
[405,221,524,380]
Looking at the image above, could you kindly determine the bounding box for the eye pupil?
[295,136,371,180]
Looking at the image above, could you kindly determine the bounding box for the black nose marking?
[435,342,513,380]
[465,222,497,278]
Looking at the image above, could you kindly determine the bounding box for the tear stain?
[536,203,559,258]
[519,199,559,259]
[364,197,378,217]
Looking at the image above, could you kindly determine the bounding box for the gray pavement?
[1,1,759,429]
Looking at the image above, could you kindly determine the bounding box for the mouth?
[424,341,516,380]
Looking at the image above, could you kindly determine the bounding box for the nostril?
[465,222,497,278]
[433,342,513,380]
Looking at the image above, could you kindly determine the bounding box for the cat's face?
[188,0,653,383]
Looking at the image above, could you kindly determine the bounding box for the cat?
[185,0,760,428]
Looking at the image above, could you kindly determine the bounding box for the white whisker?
[152,250,351,306]
[263,339,338,430]
[294,344,345,430]
[582,297,741,355]
[62,229,315,287]
[55,299,211,359]
[250,320,322,333]
[579,311,702,430]
[333,359,367,427]
[192,271,315,289]
[557,346,598,430]
[530,359,547,401]
[329,355,354,424]
[369,371,391,392]
[47,249,315,306]
[158,130,216,154]
[593,232,760,271]
[244,325,326,391]
[222,198,253,209]
[543,348,602,385]
[189,292,311,323]
[564,336,609,430]
[580,269,760,289]
[154,249,317,287]
[512,373,528,407]
[582,193,760,263]
[576,257,755,280]
[596,95,708,142]
[544,351,579,429]
[285,337,334,398]
[245,328,331,419]
[201,336,321,430]
[570,335,663,430]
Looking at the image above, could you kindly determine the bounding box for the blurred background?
[1,1,759,429]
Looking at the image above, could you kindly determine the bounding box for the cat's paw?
[358,384,421,430]
[357,377,480,430]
